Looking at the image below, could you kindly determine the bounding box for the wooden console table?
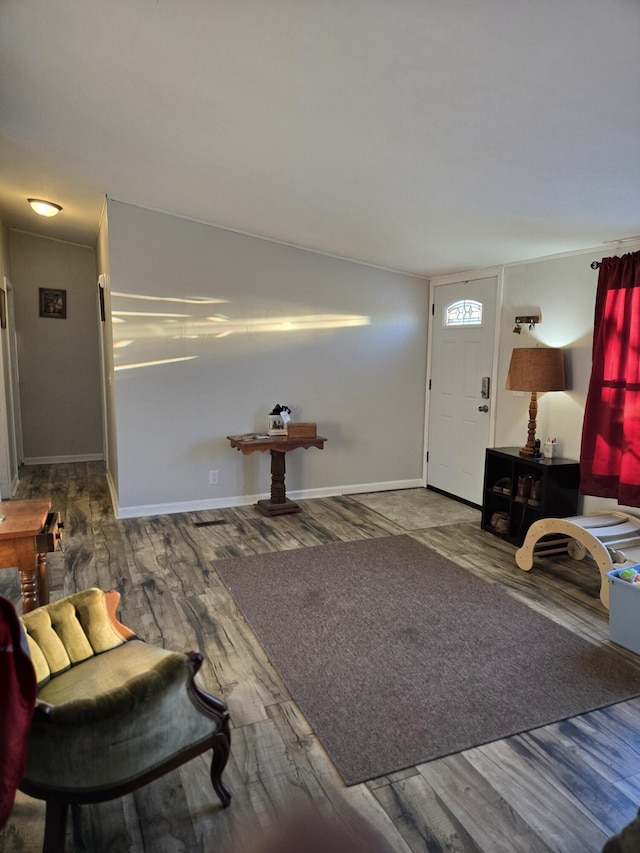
[0,499,63,613]
[227,433,327,516]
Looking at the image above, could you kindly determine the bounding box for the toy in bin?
[617,567,640,585]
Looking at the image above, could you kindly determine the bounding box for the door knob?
[478,405,489,412]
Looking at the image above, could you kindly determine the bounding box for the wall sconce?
[28,198,62,217]
[513,314,540,334]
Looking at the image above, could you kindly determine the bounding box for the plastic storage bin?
[607,567,640,654]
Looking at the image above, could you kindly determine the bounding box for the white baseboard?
[115,478,424,520]
[105,468,119,518]
[340,479,424,496]
[0,472,21,500]
[23,453,104,465]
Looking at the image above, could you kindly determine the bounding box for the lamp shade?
[505,347,566,392]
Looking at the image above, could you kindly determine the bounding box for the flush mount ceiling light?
[28,198,62,217]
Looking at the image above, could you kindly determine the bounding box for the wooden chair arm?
[104,590,138,640]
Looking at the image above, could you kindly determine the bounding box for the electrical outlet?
[209,470,219,485]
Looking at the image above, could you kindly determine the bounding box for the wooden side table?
[0,499,63,613]
[227,434,327,516]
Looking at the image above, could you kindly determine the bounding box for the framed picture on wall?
[39,288,66,319]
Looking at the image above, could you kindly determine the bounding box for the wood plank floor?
[2,462,640,852]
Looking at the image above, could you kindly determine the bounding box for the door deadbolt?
[478,405,489,412]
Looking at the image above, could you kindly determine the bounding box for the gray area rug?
[215,535,640,785]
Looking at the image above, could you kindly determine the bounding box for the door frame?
[97,274,109,469]
[423,265,504,489]
[0,276,23,496]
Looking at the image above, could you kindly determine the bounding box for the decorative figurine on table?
[268,404,291,436]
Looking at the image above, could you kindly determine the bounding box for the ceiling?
[1,0,639,278]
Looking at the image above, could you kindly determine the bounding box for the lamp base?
[520,447,543,459]
[518,391,539,459]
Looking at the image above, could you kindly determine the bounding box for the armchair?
[17,587,231,852]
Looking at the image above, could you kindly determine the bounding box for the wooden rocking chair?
[515,511,640,609]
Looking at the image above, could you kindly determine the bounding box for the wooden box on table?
[287,422,317,438]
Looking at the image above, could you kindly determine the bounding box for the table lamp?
[505,347,566,457]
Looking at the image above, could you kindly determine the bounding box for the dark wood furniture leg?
[256,449,301,516]
[210,726,232,807]
[15,538,40,613]
[43,801,68,853]
[36,552,50,606]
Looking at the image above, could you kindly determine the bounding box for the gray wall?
[0,218,10,287]
[10,231,102,462]
[101,200,430,516]
[495,252,599,461]
[494,242,640,515]
[8,201,639,519]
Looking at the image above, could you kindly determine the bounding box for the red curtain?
[580,251,640,506]
[0,597,36,829]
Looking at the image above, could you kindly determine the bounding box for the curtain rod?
[590,261,601,269]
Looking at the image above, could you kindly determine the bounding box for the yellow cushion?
[20,588,126,687]
[21,608,72,683]
[23,633,50,685]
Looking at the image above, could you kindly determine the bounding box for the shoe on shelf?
[489,511,509,533]
[492,477,512,495]
[515,474,533,503]
[495,516,510,535]
[528,479,541,507]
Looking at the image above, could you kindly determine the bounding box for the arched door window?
[445,299,482,327]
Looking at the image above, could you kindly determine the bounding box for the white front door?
[427,276,498,505]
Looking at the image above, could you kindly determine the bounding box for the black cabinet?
[482,447,580,545]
